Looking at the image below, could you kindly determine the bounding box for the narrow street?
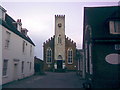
[2,72,85,88]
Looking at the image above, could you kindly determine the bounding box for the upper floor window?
[5,31,11,49]
[67,48,73,64]
[46,47,52,64]
[109,21,120,34]
[22,41,25,53]
[30,45,32,56]
[58,35,62,44]
[3,59,8,76]
[115,44,120,50]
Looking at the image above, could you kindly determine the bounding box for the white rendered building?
[0,6,35,84]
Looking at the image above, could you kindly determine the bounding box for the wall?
[2,26,34,84]
[65,37,77,71]
[43,37,54,71]
[54,15,65,61]
[0,25,2,87]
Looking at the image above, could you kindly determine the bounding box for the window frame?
[22,41,26,54]
[21,61,24,73]
[46,47,52,64]
[5,31,11,49]
[67,48,73,64]
[115,44,120,50]
[109,20,120,34]
[3,59,8,76]
[30,45,32,56]
[58,35,62,44]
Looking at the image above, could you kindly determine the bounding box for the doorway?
[13,63,18,80]
[57,60,63,70]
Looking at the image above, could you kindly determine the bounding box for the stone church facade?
[43,15,77,71]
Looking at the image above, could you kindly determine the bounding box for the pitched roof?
[83,6,120,48]
[84,6,120,38]
[0,14,35,46]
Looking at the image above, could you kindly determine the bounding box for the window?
[5,31,11,48]
[21,61,24,73]
[30,62,31,71]
[58,35,62,44]
[22,41,25,53]
[115,44,120,50]
[67,48,73,64]
[3,59,8,76]
[46,48,52,64]
[58,55,63,60]
[30,45,32,56]
[109,21,120,34]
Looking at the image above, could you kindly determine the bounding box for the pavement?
[2,72,85,88]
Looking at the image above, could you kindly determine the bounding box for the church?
[43,15,77,71]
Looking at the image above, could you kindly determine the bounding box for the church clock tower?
[54,15,65,70]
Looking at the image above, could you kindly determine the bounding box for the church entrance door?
[57,60,63,70]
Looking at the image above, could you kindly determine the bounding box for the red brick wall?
[65,37,77,71]
[43,36,54,71]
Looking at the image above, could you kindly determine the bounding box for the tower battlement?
[55,15,65,18]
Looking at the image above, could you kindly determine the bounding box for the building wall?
[0,25,2,86]
[92,42,119,82]
[43,37,54,71]
[65,37,76,70]
[76,49,85,78]
[2,25,34,84]
[34,57,44,74]
[83,6,120,88]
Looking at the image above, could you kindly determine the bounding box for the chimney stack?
[21,28,28,36]
[16,19,22,32]
[0,5,7,21]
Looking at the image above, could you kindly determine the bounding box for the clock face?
[58,23,62,27]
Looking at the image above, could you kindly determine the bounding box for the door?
[57,60,63,70]
[13,63,18,80]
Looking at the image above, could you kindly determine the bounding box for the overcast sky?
[1,0,119,59]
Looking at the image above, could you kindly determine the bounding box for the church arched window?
[58,35,62,44]
[46,47,52,64]
[67,48,73,64]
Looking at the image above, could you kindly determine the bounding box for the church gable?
[43,35,55,48]
[43,36,55,71]
[65,36,77,70]
[65,36,76,47]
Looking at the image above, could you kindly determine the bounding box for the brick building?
[43,15,77,71]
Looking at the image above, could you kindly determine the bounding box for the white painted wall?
[1,25,35,84]
[0,25,2,87]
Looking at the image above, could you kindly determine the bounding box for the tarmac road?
[2,72,85,88]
